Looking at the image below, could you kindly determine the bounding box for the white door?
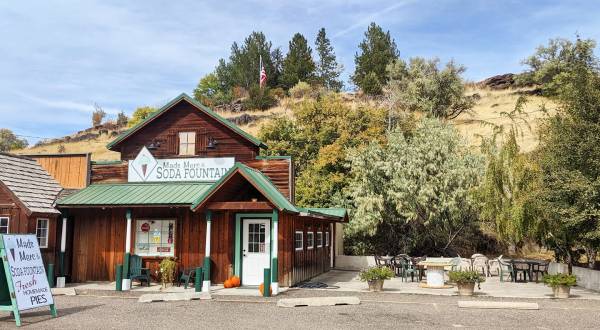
[242,219,270,286]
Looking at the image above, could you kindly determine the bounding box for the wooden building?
[57,93,347,292]
[0,153,63,265]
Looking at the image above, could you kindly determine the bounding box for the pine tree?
[228,31,277,89]
[281,33,316,90]
[352,22,399,95]
[314,28,343,91]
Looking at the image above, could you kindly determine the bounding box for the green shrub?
[159,257,177,287]
[448,270,485,285]
[289,81,312,99]
[269,87,286,100]
[543,273,577,287]
[359,266,394,282]
[243,85,277,110]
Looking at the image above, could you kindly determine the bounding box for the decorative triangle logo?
[131,147,158,182]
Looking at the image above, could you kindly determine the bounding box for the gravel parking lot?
[2,290,600,329]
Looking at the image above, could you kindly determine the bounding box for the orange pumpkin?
[224,279,233,288]
[230,276,241,287]
[258,283,272,296]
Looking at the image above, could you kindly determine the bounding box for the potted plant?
[543,273,577,298]
[359,266,394,292]
[448,270,485,296]
[159,257,177,289]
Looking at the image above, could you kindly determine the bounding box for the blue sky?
[1,0,599,143]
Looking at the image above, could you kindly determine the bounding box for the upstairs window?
[36,218,49,248]
[179,132,196,156]
[0,217,9,234]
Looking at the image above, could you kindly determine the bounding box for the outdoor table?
[509,259,541,282]
[379,255,394,266]
[418,259,453,288]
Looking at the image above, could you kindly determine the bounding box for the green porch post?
[122,209,132,290]
[234,215,242,277]
[203,210,212,292]
[271,209,279,295]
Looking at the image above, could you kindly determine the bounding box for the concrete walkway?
[310,269,600,300]
[65,281,287,297]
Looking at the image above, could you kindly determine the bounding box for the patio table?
[418,259,453,288]
[509,259,541,282]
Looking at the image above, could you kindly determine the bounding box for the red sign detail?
[141,223,150,232]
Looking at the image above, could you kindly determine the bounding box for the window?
[325,231,330,247]
[36,218,49,248]
[178,132,196,156]
[247,223,266,253]
[134,219,175,257]
[0,217,9,234]
[317,232,323,247]
[307,231,314,249]
[294,231,303,251]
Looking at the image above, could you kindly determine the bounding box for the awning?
[300,207,349,222]
[57,182,212,207]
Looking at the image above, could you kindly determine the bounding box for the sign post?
[0,234,57,326]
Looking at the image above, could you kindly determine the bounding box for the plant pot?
[367,279,384,292]
[552,285,571,298]
[457,282,475,296]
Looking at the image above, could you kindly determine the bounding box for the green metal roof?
[300,207,348,220]
[191,162,299,213]
[107,93,268,150]
[57,182,212,206]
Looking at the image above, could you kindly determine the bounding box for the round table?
[418,260,453,288]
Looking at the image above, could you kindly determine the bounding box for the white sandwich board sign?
[2,234,54,311]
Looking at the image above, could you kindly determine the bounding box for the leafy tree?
[0,128,28,151]
[352,22,399,95]
[128,106,157,127]
[477,129,542,250]
[281,33,316,89]
[193,73,232,106]
[92,103,106,126]
[532,37,600,270]
[385,57,475,120]
[314,28,343,91]
[116,111,128,127]
[259,94,387,206]
[243,85,276,110]
[518,37,598,95]
[346,118,483,255]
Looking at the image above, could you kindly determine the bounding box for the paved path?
[3,291,600,329]
[311,270,600,300]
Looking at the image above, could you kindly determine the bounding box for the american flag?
[259,55,267,87]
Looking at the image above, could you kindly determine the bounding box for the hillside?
[13,86,555,160]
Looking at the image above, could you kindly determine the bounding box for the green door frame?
[234,210,278,285]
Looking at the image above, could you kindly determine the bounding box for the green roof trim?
[300,207,348,220]
[255,155,292,160]
[91,160,124,165]
[107,93,267,150]
[57,182,212,206]
[191,162,298,213]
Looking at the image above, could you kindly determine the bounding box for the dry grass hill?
[14,84,556,160]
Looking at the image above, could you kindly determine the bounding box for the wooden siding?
[90,159,293,202]
[29,154,90,189]
[116,101,260,162]
[0,183,59,269]
[90,162,128,183]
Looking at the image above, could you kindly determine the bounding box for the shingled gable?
[107,93,268,151]
[0,153,62,215]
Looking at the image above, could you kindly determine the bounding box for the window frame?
[317,231,323,248]
[178,131,196,156]
[307,231,314,250]
[134,219,176,257]
[0,216,9,234]
[325,231,330,247]
[36,218,49,248]
[294,231,303,251]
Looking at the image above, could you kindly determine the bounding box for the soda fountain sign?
[128,147,235,182]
